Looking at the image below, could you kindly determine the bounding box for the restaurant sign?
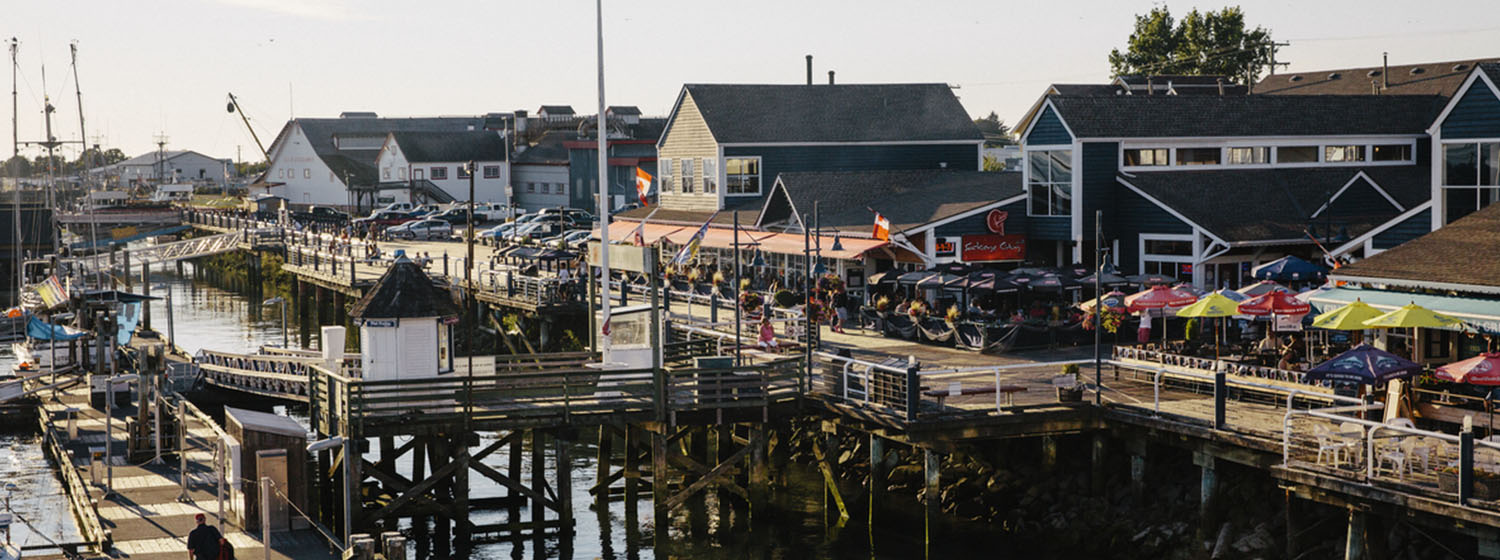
[935,238,957,258]
[960,234,1025,262]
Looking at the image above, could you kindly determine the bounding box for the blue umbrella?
[1305,344,1422,384]
[1252,255,1327,282]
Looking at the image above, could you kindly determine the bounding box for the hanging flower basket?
[740,291,764,313]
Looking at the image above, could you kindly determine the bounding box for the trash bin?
[88,446,106,486]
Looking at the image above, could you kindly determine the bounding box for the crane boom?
[227,92,269,161]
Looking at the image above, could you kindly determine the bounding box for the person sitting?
[757,316,778,349]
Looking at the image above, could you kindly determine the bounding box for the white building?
[510,130,573,212]
[258,113,493,206]
[96,150,232,186]
[350,253,461,381]
[375,131,511,204]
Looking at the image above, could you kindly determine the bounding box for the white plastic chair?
[1338,422,1366,466]
[1314,424,1345,466]
[1386,417,1415,430]
[1376,437,1415,480]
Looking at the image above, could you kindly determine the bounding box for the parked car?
[537,208,595,227]
[352,210,417,229]
[429,208,474,225]
[409,204,444,217]
[539,229,592,250]
[291,206,349,224]
[479,222,519,243]
[472,202,522,222]
[387,219,453,240]
[505,222,550,242]
[375,202,414,214]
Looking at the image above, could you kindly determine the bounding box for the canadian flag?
[872,212,891,241]
[635,167,653,206]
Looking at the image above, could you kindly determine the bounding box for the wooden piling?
[923,448,941,558]
[869,435,887,528]
[555,431,573,535]
[595,425,613,508]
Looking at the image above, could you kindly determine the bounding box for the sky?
[5,0,1499,160]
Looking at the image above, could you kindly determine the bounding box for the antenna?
[153,132,169,184]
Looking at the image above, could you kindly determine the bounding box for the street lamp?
[105,373,140,497]
[262,297,288,348]
[307,436,353,549]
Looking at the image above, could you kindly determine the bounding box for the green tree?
[1108,6,1273,84]
[974,111,1014,145]
[2,156,29,177]
[982,154,1007,172]
[235,160,269,177]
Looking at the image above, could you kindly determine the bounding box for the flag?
[635,167,654,206]
[872,213,890,241]
[669,212,719,266]
[628,207,661,247]
[32,276,67,309]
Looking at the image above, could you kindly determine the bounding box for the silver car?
[389,219,453,240]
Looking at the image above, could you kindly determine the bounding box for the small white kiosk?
[350,252,461,382]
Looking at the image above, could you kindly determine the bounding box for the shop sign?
[935,238,957,258]
[960,234,1025,262]
[365,319,397,328]
[986,210,1009,234]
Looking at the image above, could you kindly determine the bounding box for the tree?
[974,111,1015,145]
[235,160,268,178]
[1108,6,1273,84]
[2,156,29,177]
[982,154,1007,172]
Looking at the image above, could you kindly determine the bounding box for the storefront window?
[1027,150,1072,216]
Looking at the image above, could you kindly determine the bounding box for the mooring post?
[123,249,133,290]
[869,435,887,528]
[1213,370,1227,430]
[454,436,470,545]
[923,448,941,558]
[1090,433,1106,496]
[652,430,669,538]
[595,426,614,508]
[749,426,769,520]
[1344,507,1367,560]
[1195,452,1218,542]
[140,261,151,331]
[178,398,192,503]
[1284,489,1297,558]
[556,431,573,536]
[905,364,921,422]
[507,431,522,535]
[1041,435,1058,471]
[531,430,546,533]
[1461,420,1475,506]
[624,425,640,514]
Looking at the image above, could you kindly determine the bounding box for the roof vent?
[1289,75,1303,82]
[1367,70,1381,77]
[1410,67,1426,75]
[1454,63,1469,71]
[1327,73,1341,80]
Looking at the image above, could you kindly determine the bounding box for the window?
[702,158,718,193]
[659,159,674,193]
[483,165,501,179]
[725,157,761,195]
[431,166,448,180]
[398,168,407,180]
[1371,144,1412,162]
[1143,239,1192,256]
[526,182,536,193]
[1175,148,1220,166]
[1124,148,1168,166]
[1324,145,1365,163]
[1026,149,1072,216]
[457,165,472,179]
[556,183,567,196]
[303,168,311,179]
[680,158,695,193]
[1228,147,1269,165]
[1278,146,1318,163]
[382,168,390,180]
[540,183,549,194]
[1444,142,1500,186]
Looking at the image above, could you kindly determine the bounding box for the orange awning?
[605,221,887,260]
[600,221,687,245]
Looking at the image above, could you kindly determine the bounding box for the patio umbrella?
[916,272,963,289]
[1436,353,1500,385]
[1128,273,1177,286]
[1253,255,1327,283]
[1173,282,1207,297]
[1078,290,1128,312]
[1126,286,1199,345]
[1026,274,1081,291]
[1311,299,1384,331]
[1078,271,1130,286]
[896,271,933,285]
[867,270,901,285]
[1238,290,1312,317]
[1305,344,1422,384]
[930,263,974,275]
[1362,303,1462,329]
[1176,293,1242,357]
[1213,288,1248,302]
[1236,280,1287,298]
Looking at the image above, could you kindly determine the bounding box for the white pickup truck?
[471,202,522,222]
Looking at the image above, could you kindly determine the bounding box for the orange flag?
[635,167,653,206]
[872,213,890,241]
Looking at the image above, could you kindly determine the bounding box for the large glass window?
[1448,143,1500,186]
[1278,146,1318,163]
[726,157,761,195]
[1027,150,1072,216]
[1228,147,1270,165]
[1324,145,1365,163]
[680,158,695,193]
[1124,148,1168,166]
[1371,144,1412,162]
[1176,148,1220,166]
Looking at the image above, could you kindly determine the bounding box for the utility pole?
[594,0,612,357]
[153,133,169,185]
[1264,40,1291,76]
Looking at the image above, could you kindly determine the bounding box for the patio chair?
[1376,437,1417,480]
[1386,418,1416,429]
[1338,422,1366,465]
[1314,424,1347,466]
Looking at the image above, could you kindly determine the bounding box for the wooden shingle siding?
[1111,186,1193,273]
[659,91,719,211]
[723,143,979,211]
[1081,142,1118,237]
[1373,209,1431,250]
[1323,179,1398,218]
[1025,106,1072,145]
[1440,81,1500,139]
[1026,216,1071,240]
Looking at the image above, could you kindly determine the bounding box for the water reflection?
[0,354,85,553]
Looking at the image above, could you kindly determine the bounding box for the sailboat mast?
[10,38,19,306]
[71,42,88,182]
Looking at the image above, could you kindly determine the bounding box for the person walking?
[186,513,222,560]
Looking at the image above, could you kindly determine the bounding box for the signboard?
[986,210,1009,234]
[1274,313,1305,332]
[588,242,657,274]
[960,234,1025,262]
[364,319,397,328]
[934,238,957,258]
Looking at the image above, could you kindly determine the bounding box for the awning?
[1307,286,1500,334]
[603,221,886,260]
[601,222,687,246]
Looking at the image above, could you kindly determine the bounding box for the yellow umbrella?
[1362,303,1462,329]
[1175,293,1240,358]
[1312,299,1385,330]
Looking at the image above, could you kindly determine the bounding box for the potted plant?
[1056,363,1084,402]
[774,289,799,308]
[945,305,962,326]
[1439,466,1500,500]
[713,270,726,287]
[874,295,892,314]
[740,290,764,314]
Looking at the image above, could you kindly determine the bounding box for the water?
[128,265,995,558]
[0,354,86,554]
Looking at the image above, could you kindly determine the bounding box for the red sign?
[960,234,1025,262]
[986,210,1009,234]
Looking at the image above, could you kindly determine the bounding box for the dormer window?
[1176,147,1220,166]
[1124,148,1168,166]
[1324,145,1365,163]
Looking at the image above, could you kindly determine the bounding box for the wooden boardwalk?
[28,378,337,560]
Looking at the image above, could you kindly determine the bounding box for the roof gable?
[1023,104,1073,145]
[1257,58,1500,97]
[1434,66,1500,139]
[350,256,462,319]
[678,83,982,144]
[1047,94,1443,138]
[1335,201,1500,291]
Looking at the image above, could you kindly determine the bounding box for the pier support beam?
[1344,507,1367,560]
[748,426,769,520]
[555,431,573,536]
[923,448,942,558]
[1090,433,1106,496]
[868,435,888,528]
[1041,435,1058,471]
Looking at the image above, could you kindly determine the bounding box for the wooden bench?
[923,384,1028,409]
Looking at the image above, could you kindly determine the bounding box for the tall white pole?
[595,0,612,356]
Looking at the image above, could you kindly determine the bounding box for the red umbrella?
[1437,354,1500,385]
[1126,285,1198,312]
[1237,290,1311,316]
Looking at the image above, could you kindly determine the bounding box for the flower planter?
[1056,387,1084,402]
[1438,471,1500,501]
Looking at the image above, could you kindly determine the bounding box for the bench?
[923,384,1029,409]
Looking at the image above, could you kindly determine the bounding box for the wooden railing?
[38,413,108,554]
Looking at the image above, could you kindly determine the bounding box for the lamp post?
[1093,210,1103,406]
[262,296,288,348]
[104,373,140,497]
[307,436,352,549]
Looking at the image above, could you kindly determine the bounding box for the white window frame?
[681,158,695,193]
[659,159,674,193]
[702,157,718,194]
[1025,148,1073,217]
[1117,137,1417,171]
[1226,146,1271,165]
[725,156,763,197]
[1138,233,1196,276]
[1440,140,1500,187]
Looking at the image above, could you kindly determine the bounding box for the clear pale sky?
[6,0,1498,160]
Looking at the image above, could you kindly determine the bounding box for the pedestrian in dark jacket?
[187,513,222,560]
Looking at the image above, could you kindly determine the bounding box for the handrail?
[38,413,107,553]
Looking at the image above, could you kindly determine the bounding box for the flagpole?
[595,0,612,357]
